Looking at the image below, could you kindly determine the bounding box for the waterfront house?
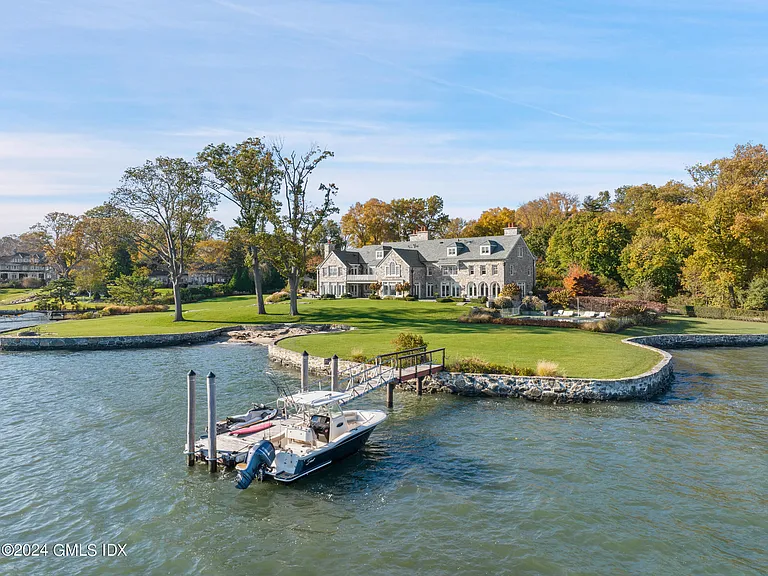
[316,226,536,299]
[0,252,54,282]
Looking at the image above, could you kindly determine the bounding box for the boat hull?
[268,426,377,483]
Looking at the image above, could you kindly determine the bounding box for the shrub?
[686,306,768,323]
[469,297,487,305]
[436,297,454,303]
[535,360,563,377]
[349,348,368,363]
[383,295,396,300]
[339,293,354,299]
[266,291,290,303]
[492,296,515,309]
[319,293,336,300]
[520,295,546,312]
[547,288,572,309]
[100,304,168,316]
[368,294,381,300]
[499,283,521,299]
[395,281,410,294]
[73,311,98,320]
[579,318,623,333]
[404,295,418,301]
[391,332,427,351]
[610,303,644,317]
[447,356,522,375]
[563,265,604,296]
[21,277,44,289]
[369,281,382,293]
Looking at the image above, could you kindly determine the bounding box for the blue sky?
[1,0,766,234]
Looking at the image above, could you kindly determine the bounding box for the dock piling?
[386,381,395,408]
[331,354,339,391]
[301,351,309,392]
[416,376,423,396]
[206,372,217,473]
[186,370,197,466]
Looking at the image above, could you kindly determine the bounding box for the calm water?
[0,343,766,575]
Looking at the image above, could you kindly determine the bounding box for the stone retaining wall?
[0,327,235,351]
[267,332,768,403]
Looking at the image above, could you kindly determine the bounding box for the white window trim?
[447,247,457,256]
[480,246,490,255]
[376,250,384,259]
[426,266,432,276]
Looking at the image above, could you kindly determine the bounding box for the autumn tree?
[266,145,338,316]
[563,264,604,296]
[198,138,280,314]
[112,157,217,321]
[26,212,89,278]
[461,207,516,237]
[340,198,395,247]
[515,192,580,230]
[657,143,768,306]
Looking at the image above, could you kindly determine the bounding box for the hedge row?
[687,306,768,323]
[574,296,667,314]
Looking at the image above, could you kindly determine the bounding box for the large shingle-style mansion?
[317,226,536,299]
[0,252,53,283]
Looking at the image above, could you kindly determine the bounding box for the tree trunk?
[172,280,184,322]
[288,274,299,316]
[251,245,266,315]
[728,284,738,309]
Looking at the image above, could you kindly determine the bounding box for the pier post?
[331,354,339,391]
[416,376,423,396]
[301,351,309,392]
[386,381,394,408]
[206,372,217,473]
[186,370,196,466]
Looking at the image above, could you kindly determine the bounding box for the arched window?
[467,282,477,297]
[491,282,500,297]
[479,283,488,297]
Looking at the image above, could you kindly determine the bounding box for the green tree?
[266,145,338,316]
[111,157,217,321]
[743,273,768,310]
[546,213,632,282]
[36,278,77,309]
[198,138,281,314]
[619,230,688,299]
[108,272,158,305]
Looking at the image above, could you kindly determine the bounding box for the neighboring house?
[0,252,54,282]
[148,269,230,287]
[316,226,536,299]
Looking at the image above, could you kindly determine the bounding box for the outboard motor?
[235,440,275,489]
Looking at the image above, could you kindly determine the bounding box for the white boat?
[195,390,387,487]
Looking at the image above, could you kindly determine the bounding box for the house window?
[350,265,359,275]
[491,282,501,297]
[480,246,490,255]
[441,265,457,276]
[480,283,488,297]
[528,267,531,276]
[491,265,498,275]
[518,247,524,258]
[426,284,434,297]
[426,266,432,276]
[480,265,486,275]
[329,266,338,276]
[441,282,450,297]
[468,266,474,275]
[447,247,457,256]
[452,284,461,297]
[376,250,384,259]
[467,282,477,297]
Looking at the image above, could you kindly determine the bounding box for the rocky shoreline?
[227,323,350,345]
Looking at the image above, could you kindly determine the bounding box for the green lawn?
[0,288,39,308]
[14,296,766,379]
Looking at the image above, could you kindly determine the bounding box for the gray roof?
[336,233,527,266]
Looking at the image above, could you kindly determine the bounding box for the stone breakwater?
[228,324,349,345]
[268,332,768,403]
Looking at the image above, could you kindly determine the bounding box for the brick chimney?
[323,240,336,257]
[409,229,432,241]
[503,224,519,236]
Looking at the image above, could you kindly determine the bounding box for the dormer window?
[375,250,384,259]
[447,247,457,256]
[480,246,490,255]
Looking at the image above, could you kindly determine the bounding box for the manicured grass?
[11,297,767,378]
[0,288,39,308]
